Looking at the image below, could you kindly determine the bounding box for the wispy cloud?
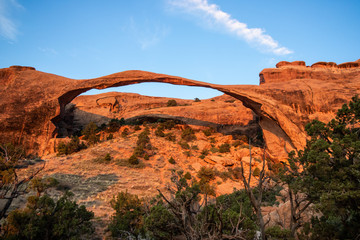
[0,0,23,41]
[168,0,293,55]
[128,17,169,50]
[38,47,58,55]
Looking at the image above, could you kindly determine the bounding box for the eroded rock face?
[1,59,360,159]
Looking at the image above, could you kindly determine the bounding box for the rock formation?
[1,60,360,159]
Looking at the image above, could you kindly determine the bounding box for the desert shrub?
[252,167,260,177]
[201,149,209,155]
[184,172,192,180]
[128,155,139,165]
[168,157,176,164]
[197,167,216,183]
[165,132,176,142]
[2,192,94,240]
[144,203,178,240]
[161,120,176,130]
[181,127,196,142]
[183,151,191,157]
[216,170,232,182]
[200,149,209,158]
[210,137,216,143]
[265,225,292,239]
[107,118,125,133]
[202,128,212,136]
[232,140,242,148]
[155,125,165,137]
[210,146,219,153]
[104,153,112,162]
[134,125,141,131]
[253,185,282,206]
[194,97,201,102]
[109,191,145,239]
[107,133,114,140]
[133,128,152,158]
[29,177,59,196]
[94,153,113,164]
[82,122,100,144]
[237,135,248,143]
[121,127,130,138]
[178,141,190,149]
[144,153,150,160]
[229,167,242,180]
[191,145,199,150]
[167,99,177,107]
[116,159,145,169]
[219,143,231,153]
[56,136,87,155]
[215,190,257,238]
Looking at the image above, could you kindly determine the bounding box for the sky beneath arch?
[1,0,360,99]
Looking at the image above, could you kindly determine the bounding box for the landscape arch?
[0,67,309,158]
[54,70,301,159]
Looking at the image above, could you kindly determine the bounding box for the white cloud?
[168,0,293,55]
[38,47,58,55]
[0,0,23,41]
[128,17,169,50]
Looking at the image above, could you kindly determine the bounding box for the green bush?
[109,191,145,239]
[165,132,176,142]
[181,127,196,142]
[56,136,87,155]
[82,122,99,144]
[168,157,176,164]
[155,125,165,137]
[184,172,192,180]
[202,128,212,136]
[178,141,190,149]
[167,99,177,107]
[144,204,178,240]
[134,125,141,131]
[197,167,216,183]
[265,225,292,239]
[2,192,94,239]
[128,155,139,165]
[194,98,201,102]
[215,190,257,238]
[202,149,209,155]
[107,133,114,140]
[229,167,242,180]
[104,153,112,162]
[161,120,176,130]
[94,153,113,164]
[232,140,242,147]
[191,145,199,150]
[219,143,231,153]
[133,128,152,159]
[253,167,260,177]
[121,127,130,138]
[183,151,191,157]
[107,118,125,133]
[210,146,219,153]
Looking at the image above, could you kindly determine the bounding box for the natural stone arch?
[52,70,300,159]
[11,65,360,158]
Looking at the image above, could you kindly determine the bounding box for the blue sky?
[1,0,359,99]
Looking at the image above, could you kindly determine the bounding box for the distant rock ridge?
[260,59,360,84]
[1,59,360,159]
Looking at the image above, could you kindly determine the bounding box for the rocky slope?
[1,59,360,159]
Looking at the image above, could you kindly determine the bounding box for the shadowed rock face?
[1,60,360,158]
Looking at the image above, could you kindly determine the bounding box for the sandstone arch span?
[1,61,360,158]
